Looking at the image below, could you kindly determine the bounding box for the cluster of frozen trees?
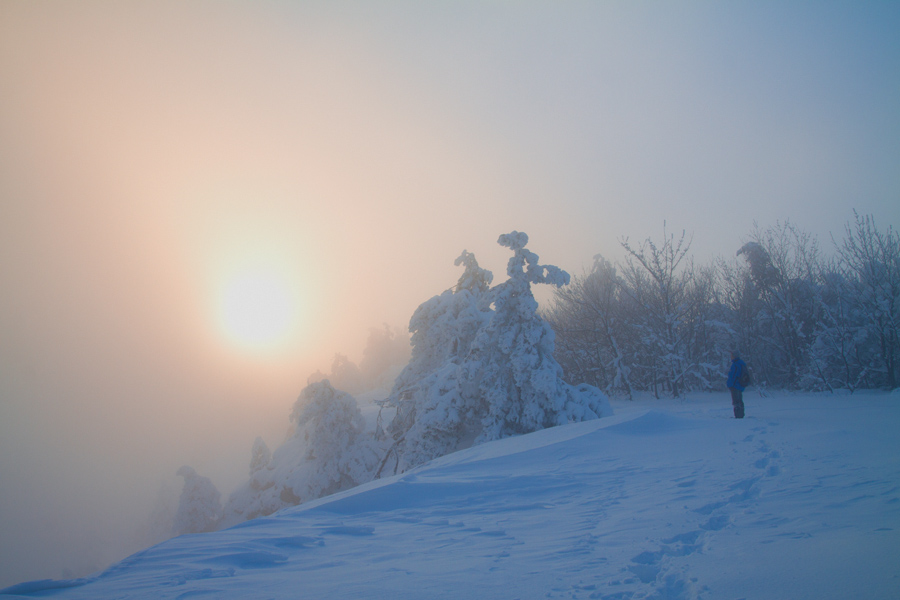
[217,380,383,529]
[379,232,611,475]
[173,232,612,535]
[546,214,900,396]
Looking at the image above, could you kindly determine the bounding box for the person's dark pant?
[730,388,744,418]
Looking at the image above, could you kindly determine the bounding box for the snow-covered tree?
[737,222,822,389]
[834,212,900,389]
[680,262,733,391]
[718,253,758,374]
[359,324,411,391]
[382,233,611,475]
[619,226,696,397]
[173,466,222,535]
[805,266,867,392]
[221,380,381,527]
[549,226,729,398]
[471,232,607,439]
[380,250,495,473]
[248,436,273,492]
[323,354,366,394]
[736,241,780,289]
[308,328,411,395]
[547,217,896,394]
[546,256,635,398]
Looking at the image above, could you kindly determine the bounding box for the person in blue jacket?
[726,350,747,418]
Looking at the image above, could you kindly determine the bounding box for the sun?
[219,270,295,349]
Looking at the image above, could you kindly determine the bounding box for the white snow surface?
[3,391,899,599]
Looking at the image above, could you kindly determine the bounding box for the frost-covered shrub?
[173,466,222,535]
[221,380,381,527]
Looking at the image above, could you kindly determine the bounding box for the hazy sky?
[1,0,898,586]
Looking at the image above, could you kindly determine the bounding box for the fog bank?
[1,1,898,587]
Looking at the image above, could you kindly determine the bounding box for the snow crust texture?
[5,393,898,600]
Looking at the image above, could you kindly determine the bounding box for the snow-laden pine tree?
[380,250,495,474]
[173,466,222,535]
[382,232,611,474]
[472,232,610,438]
[221,380,381,527]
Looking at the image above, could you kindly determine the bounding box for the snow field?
[2,391,898,599]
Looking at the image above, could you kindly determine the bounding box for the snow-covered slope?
[3,392,899,600]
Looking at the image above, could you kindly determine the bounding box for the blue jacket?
[727,358,747,391]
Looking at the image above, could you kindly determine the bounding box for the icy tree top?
[454,250,493,292]
[498,231,570,288]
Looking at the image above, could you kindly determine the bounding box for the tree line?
[545,213,900,396]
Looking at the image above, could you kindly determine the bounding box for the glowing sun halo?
[219,271,295,349]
